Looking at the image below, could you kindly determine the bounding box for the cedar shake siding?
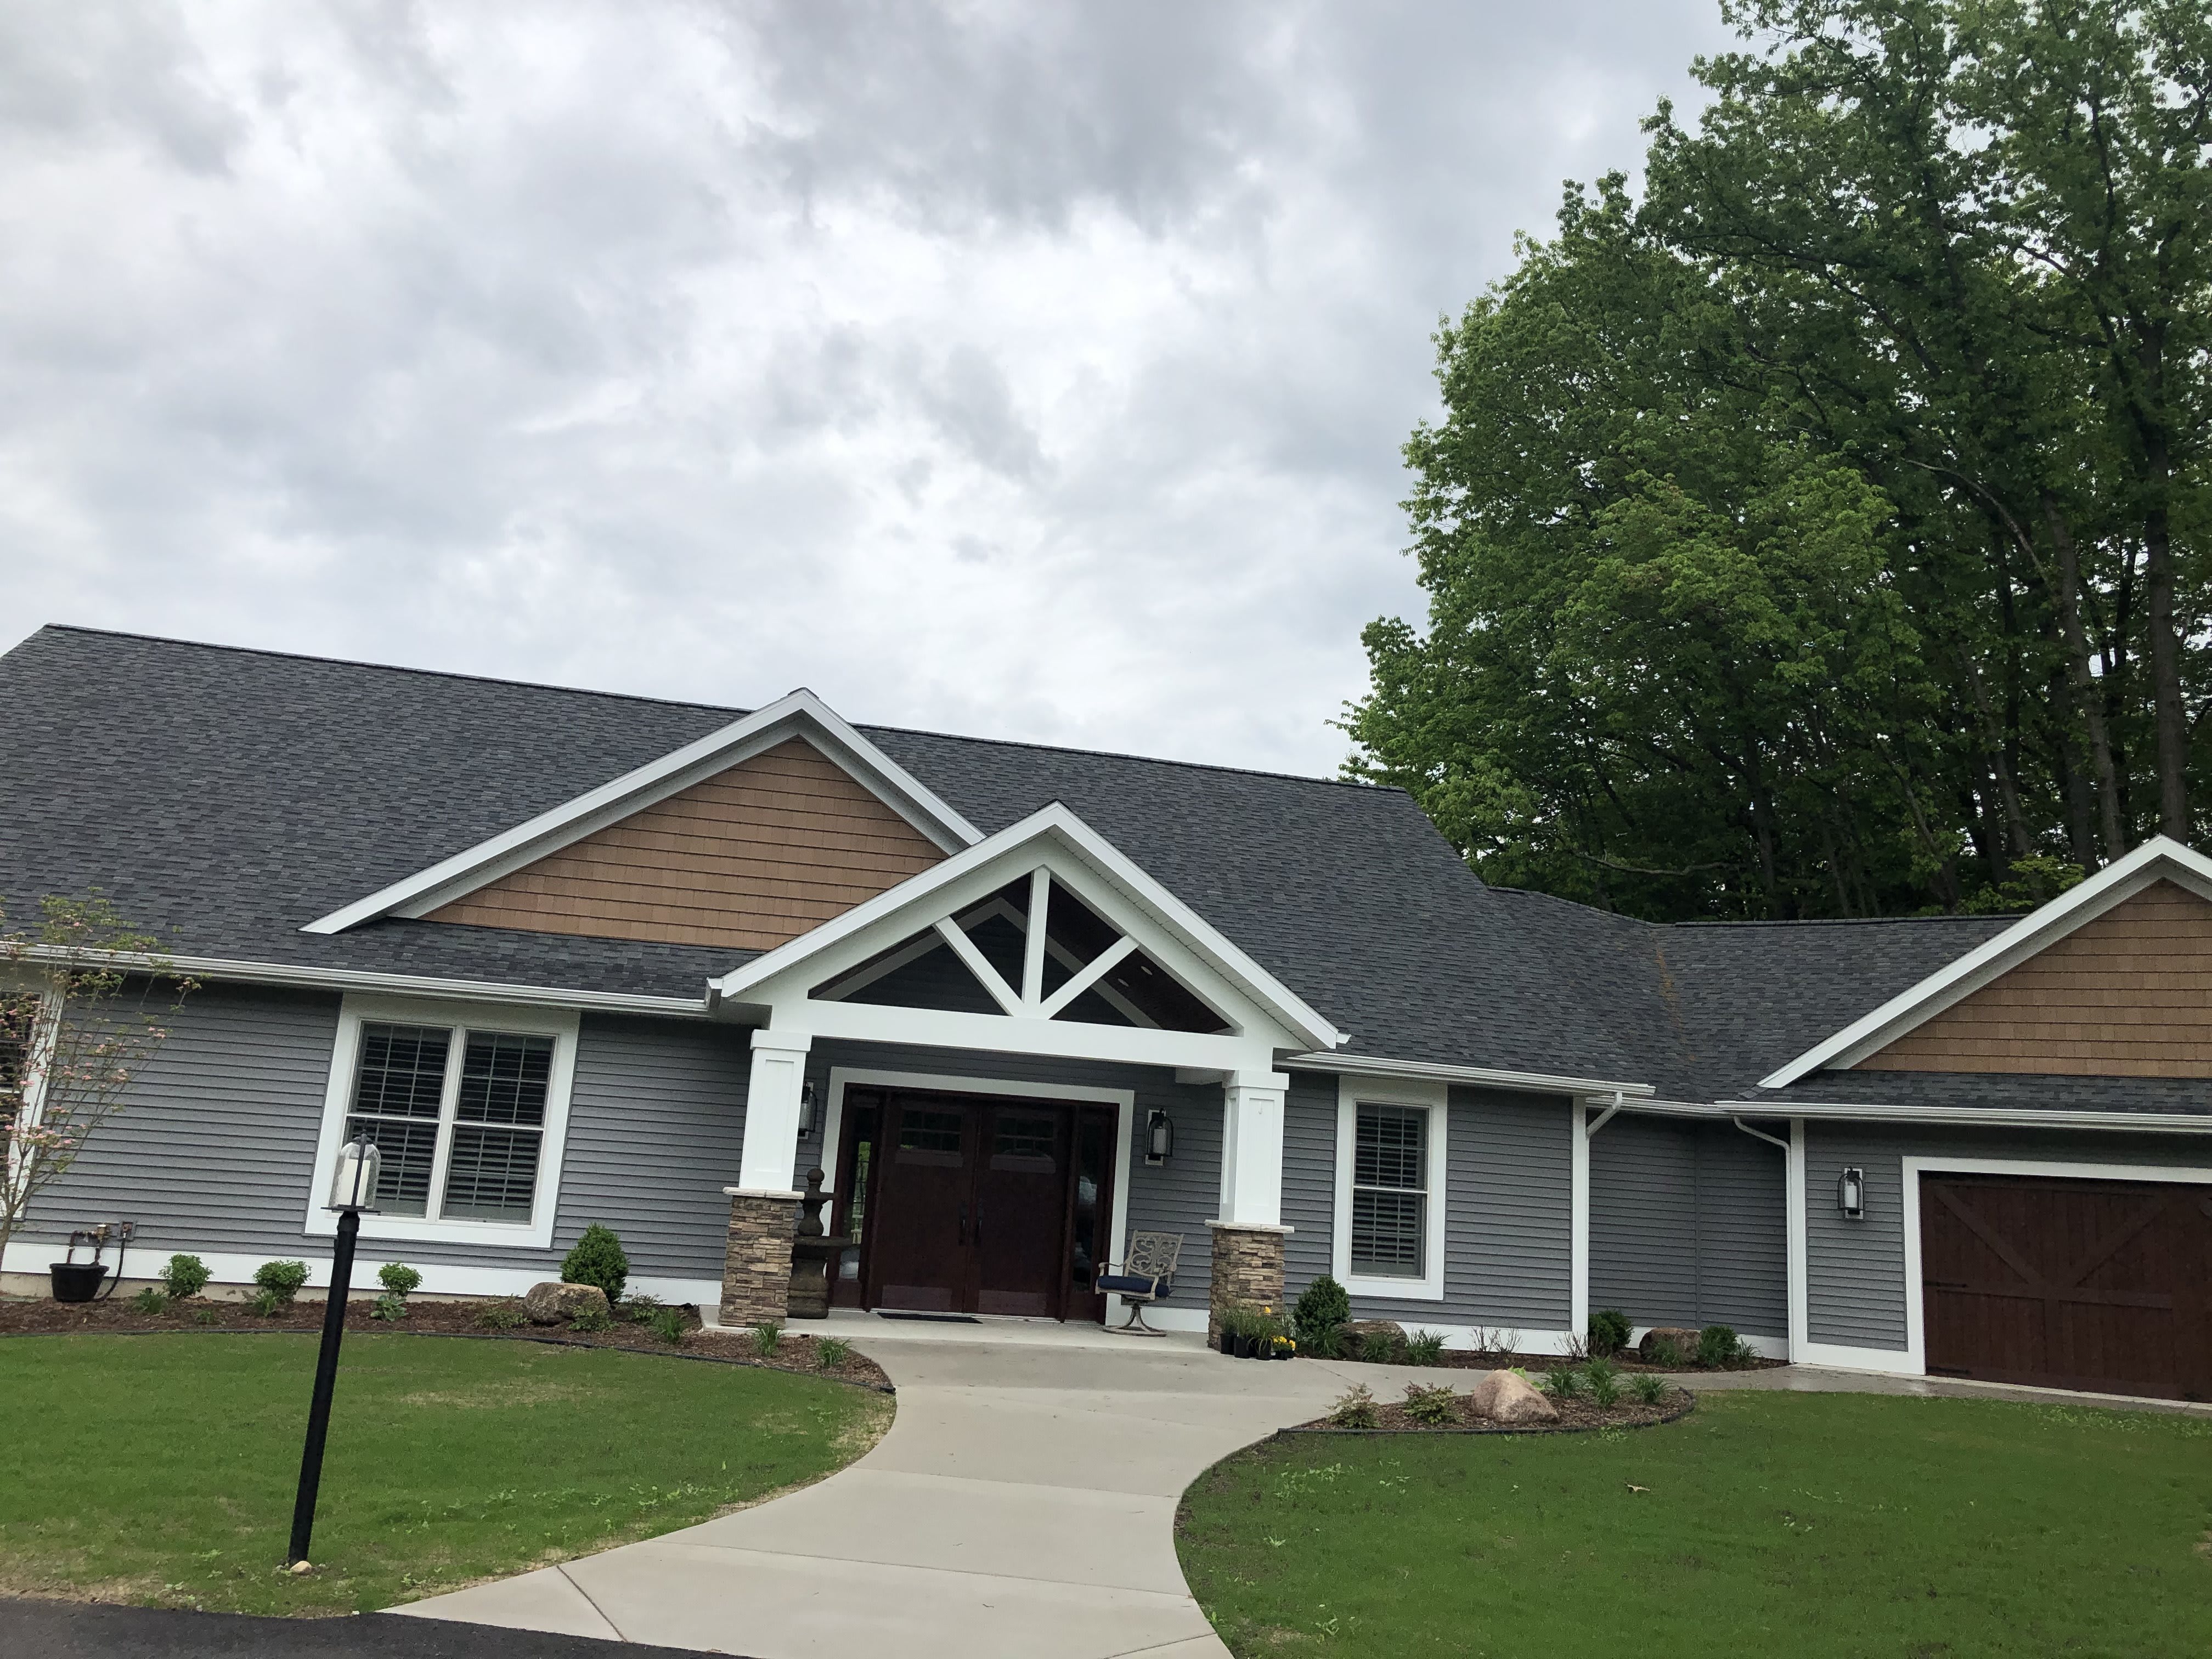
[426,738,945,951]
[1858,880,2212,1077]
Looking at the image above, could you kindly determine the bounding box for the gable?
[425,738,945,951]
[1857,879,2212,1077]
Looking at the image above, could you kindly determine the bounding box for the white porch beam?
[734,1031,813,1195]
[786,997,1274,1074]
[1217,1070,1289,1227]
[933,918,1024,1017]
[1037,935,1138,1019]
[1020,868,1049,1009]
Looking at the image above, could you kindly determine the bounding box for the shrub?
[192,1306,221,1326]
[1696,1325,1740,1368]
[1404,1329,1447,1367]
[1584,1357,1622,1407]
[1328,1383,1380,1429]
[816,1336,852,1369]
[476,1299,529,1330]
[245,1286,286,1318]
[752,1319,785,1356]
[1539,1365,1584,1402]
[377,1262,422,1297]
[1471,1326,1521,1361]
[1291,1275,1350,1350]
[1643,1334,1686,1369]
[131,1287,170,1315]
[1588,1308,1632,1359]
[160,1254,211,1300]
[1628,1372,1668,1406]
[619,1292,663,1323]
[569,1306,615,1333]
[1355,1328,1407,1365]
[252,1261,311,1306]
[1402,1383,1459,1425]
[646,1306,689,1346]
[560,1223,629,1304]
[369,1292,409,1322]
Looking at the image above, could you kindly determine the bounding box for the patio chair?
[1095,1231,1182,1335]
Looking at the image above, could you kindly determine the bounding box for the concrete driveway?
[394,1325,1353,1659]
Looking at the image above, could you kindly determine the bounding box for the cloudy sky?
[0,2,1731,776]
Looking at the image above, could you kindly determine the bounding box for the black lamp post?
[287,1134,379,1570]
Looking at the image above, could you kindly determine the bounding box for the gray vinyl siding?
[1281,1073,1573,1331]
[1588,1116,1787,1336]
[1805,1120,2212,1350]
[802,1038,1220,1301]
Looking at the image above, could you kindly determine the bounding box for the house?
[3,625,2208,1402]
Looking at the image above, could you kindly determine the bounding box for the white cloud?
[0,0,1730,772]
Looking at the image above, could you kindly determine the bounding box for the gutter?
[6,945,713,1020]
[1281,1051,1655,1100]
[1714,1098,2212,1135]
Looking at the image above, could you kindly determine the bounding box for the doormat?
[876,1311,981,1323]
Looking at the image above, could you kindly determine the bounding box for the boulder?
[1638,1325,1700,1365]
[524,1282,611,1325]
[1467,1369,1559,1425]
[1346,1319,1406,1342]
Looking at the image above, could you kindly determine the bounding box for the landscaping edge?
[1277,1388,1695,1436]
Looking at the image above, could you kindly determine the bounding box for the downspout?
[1588,1091,1626,1139]
[1731,1115,1788,1154]
[1571,1092,1626,1346]
[1732,1115,1799,1363]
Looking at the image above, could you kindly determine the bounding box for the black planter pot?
[50,1262,109,1303]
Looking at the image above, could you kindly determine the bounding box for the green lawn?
[1178,1390,2212,1658]
[0,1333,889,1616]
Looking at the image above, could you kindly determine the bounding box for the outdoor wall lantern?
[1146,1109,1175,1166]
[1837,1166,1867,1221]
[289,1135,380,1572]
[798,1081,819,1139]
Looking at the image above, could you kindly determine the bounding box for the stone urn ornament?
[786,1167,843,1319]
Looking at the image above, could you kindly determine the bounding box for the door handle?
[958,1201,967,1245]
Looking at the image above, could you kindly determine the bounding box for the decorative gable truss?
[712,802,1345,1075]
[1764,837,2212,1086]
[302,690,980,949]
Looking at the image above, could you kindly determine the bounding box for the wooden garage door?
[1921,1173,2212,1401]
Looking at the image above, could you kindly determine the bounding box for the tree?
[1350,0,2209,918]
[0,895,196,1269]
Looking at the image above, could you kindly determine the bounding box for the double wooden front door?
[1921,1173,2212,1401]
[844,1089,1117,1321]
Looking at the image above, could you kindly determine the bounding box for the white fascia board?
[1758,836,2212,1088]
[792,997,1270,1072]
[8,944,708,1019]
[1715,1097,2212,1135]
[1281,1051,1655,1101]
[713,801,1346,1053]
[300,689,982,935]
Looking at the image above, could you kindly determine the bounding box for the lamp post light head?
[328,1136,382,1213]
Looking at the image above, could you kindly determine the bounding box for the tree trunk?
[2042,499,2128,860]
[2145,492,2190,839]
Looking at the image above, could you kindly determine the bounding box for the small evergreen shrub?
[752,1319,784,1356]
[1329,1383,1380,1429]
[1584,1356,1623,1407]
[647,1306,689,1346]
[1539,1365,1584,1402]
[1402,1383,1459,1425]
[131,1287,170,1315]
[369,1292,409,1322]
[377,1262,422,1297]
[568,1306,615,1333]
[476,1299,529,1330]
[160,1254,211,1300]
[1588,1308,1632,1359]
[1696,1325,1740,1368]
[1404,1329,1447,1367]
[252,1260,311,1306]
[561,1223,629,1304]
[1628,1372,1668,1406]
[816,1336,852,1369]
[1291,1275,1351,1350]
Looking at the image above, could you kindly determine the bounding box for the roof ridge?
[24,623,1395,798]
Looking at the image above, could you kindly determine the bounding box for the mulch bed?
[0,1295,893,1391]
[1289,1384,1696,1435]
[1333,1347,1781,1376]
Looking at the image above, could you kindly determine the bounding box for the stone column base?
[1205,1220,1290,1341]
[720,1188,801,1327]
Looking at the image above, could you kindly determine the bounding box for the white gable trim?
[710,801,1345,1054]
[300,689,981,935]
[1759,837,2212,1088]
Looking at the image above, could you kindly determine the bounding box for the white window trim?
[1332,1075,1448,1301]
[304,994,580,1249]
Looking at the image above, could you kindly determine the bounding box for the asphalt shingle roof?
[0,625,2091,1105]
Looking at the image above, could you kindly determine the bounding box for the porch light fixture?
[798,1082,819,1139]
[1146,1109,1174,1166]
[1837,1166,1866,1221]
[291,1135,381,1571]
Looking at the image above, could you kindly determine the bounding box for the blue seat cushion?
[1095,1274,1160,1296]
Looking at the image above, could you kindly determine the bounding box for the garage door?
[1921,1173,2212,1402]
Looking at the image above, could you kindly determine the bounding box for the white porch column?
[1216,1069,1289,1227]
[735,1030,813,1195]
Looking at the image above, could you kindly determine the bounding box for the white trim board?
[302,689,983,935]
[1762,836,2212,1087]
[1722,1098,2212,1134]
[1893,1153,2212,1379]
[1286,1052,1652,1100]
[1331,1074,1449,1301]
[815,1065,1137,1324]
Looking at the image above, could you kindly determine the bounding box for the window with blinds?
[1350,1103,1427,1277]
[343,1020,555,1225]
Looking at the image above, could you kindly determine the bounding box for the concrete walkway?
[395,1325,1355,1659]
